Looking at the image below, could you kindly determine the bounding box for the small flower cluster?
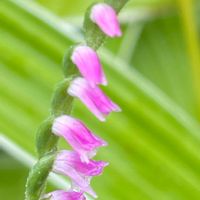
[44,3,122,200]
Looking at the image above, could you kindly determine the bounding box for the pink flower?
[90,3,122,37]
[56,150,108,176]
[67,77,121,121]
[53,151,108,198]
[52,115,107,163]
[43,190,86,200]
[71,45,107,86]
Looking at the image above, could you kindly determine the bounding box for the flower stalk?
[25,1,129,200]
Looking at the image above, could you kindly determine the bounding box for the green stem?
[25,80,74,200]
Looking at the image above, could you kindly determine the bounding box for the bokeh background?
[1,0,200,199]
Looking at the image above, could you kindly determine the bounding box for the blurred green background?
[1,0,200,199]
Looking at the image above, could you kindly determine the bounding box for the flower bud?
[68,77,121,121]
[71,45,107,86]
[52,115,107,163]
[90,3,122,37]
[53,151,108,198]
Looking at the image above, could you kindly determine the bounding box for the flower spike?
[43,190,86,200]
[52,115,107,162]
[25,1,127,200]
[68,77,121,121]
[90,3,122,37]
[71,45,107,86]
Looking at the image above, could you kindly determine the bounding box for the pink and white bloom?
[53,151,108,198]
[43,190,86,200]
[90,3,122,37]
[52,115,107,163]
[67,77,121,121]
[55,150,108,176]
[71,45,107,86]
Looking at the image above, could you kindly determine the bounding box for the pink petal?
[90,3,122,37]
[71,45,107,86]
[57,150,109,176]
[53,160,97,198]
[52,115,107,162]
[67,77,121,121]
[53,151,109,198]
